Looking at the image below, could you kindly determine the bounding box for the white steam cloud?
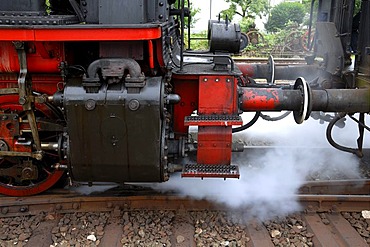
[69,182,118,195]
[151,112,368,220]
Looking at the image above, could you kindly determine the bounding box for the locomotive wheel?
[0,95,65,196]
[246,31,265,46]
[285,31,304,52]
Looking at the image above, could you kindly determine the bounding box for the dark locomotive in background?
[0,0,368,196]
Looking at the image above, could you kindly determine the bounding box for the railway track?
[0,148,369,246]
[0,178,369,246]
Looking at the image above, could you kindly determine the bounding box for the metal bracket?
[0,88,19,95]
[13,41,43,159]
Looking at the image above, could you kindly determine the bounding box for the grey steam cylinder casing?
[63,77,164,183]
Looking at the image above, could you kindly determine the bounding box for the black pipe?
[232,112,260,133]
[307,0,315,51]
[311,89,370,112]
[326,113,363,157]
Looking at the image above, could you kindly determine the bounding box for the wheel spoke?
[0,95,66,196]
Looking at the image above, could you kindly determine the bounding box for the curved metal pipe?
[326,113,363,157]
[232,112,260,133]
[85,58,143,81]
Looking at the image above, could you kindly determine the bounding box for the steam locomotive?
[0,0,368,196]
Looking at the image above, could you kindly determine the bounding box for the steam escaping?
[151,112,366,220]
[69,183,118,195]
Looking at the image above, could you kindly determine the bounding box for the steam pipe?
[236,63,319,81]
[240,87,370,113]
[310,89,370,112]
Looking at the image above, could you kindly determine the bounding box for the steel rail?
[0,193,369,218]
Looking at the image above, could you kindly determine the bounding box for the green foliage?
[239,17,255,32]
[220,0,269,23]
[185,32,209,50]
[354,0,362,15]
[220,4,237,21]
[265,2,306,33]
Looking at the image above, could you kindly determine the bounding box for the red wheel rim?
[0,94,65,196]
[0,170,64,196]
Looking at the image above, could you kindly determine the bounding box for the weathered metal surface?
[240,88,302,111]
[197,126,233,165]
[236,63,319,81]
[64,77,163,183]
[299,179,370,195]
[209,21,241,53]
[0,192,369,217]
[311,89,370,112]
[240,87,370,113]
[196,75,238,166]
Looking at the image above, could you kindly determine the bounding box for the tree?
[265,2,306,33]
[220,0,269,25]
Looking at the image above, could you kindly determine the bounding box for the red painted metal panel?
[0,75,62,95]
[196,75,238,165]
[198,75,237,114]
[172,77,198,135]
[197,126,232,165]
[0,27,162,41]
[0,41,63,73]
[0,29,35,40]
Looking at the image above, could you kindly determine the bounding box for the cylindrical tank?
[208,21,241,53]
